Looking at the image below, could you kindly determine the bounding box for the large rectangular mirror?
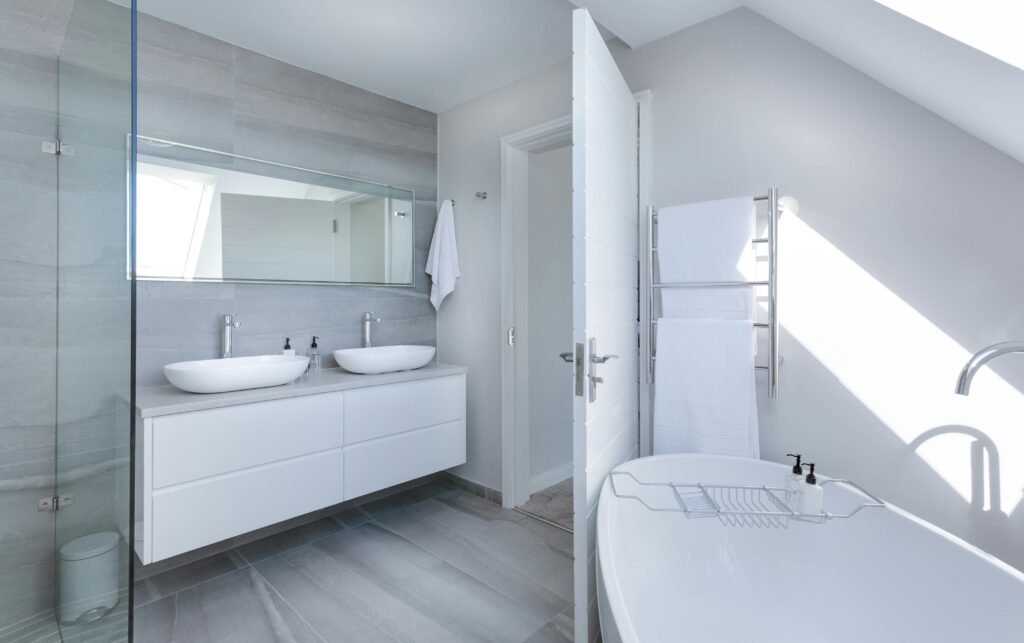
[134,136,415,286]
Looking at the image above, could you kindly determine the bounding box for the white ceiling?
[566,0,739,48]
[136,0,577,113]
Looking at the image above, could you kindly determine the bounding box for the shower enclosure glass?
[0,0,135,640]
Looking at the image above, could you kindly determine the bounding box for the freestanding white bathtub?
[597,454,1024,643]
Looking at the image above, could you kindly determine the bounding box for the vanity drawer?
[343,374,465,445]
[151,449,345,561]
[343,419,466,499]
[151,392,344,488]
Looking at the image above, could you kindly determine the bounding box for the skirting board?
[530,463,573,494]
[442,471,503,505]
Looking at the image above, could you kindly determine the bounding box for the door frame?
[499,115,573,509]
[499,92,652,508]
[636,89,654,458]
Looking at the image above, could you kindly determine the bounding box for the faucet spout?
[955,341,1024,395]
[362,312,382,348]
[222,314,241,359]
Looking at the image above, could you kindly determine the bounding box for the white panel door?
[571,9,640,643]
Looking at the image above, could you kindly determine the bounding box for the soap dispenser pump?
[800,463,824,515]
[282,337,294,356]
[307,336,321,371]
[784,453,805,505]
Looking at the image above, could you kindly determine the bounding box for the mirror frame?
[130,135,417,288]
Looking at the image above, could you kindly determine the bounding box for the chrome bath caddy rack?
[609,471,885,529]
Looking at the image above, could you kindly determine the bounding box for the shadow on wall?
[762,331,1024,571]
[909,426,1001,514]
[761,210,1024,570]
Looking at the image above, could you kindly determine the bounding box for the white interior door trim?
[636,89,654,458]
[499,115,573,509]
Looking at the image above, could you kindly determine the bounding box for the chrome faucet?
[954,341,1024,395]
[362,312,381,348]
[221,314,241,358]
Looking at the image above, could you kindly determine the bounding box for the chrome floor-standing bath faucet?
[954,341,1024,395]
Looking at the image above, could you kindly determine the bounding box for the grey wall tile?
[0,0,74,60]
[0,9,63,631]
[137,17,440,386]
[137,14,234,151]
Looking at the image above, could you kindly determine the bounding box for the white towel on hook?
[426,199,460,310]
[653,318,759,458]
[656,196,756,320]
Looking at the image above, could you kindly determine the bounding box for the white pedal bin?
[59,531,120,623]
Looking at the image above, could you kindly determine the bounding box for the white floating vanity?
[133,364,466,564]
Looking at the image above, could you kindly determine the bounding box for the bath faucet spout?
[954,341,1024,395]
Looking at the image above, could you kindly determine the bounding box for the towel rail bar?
[647,189,782,399]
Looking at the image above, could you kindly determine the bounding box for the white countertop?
[133,363,467,418]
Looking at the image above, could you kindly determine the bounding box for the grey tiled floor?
[134,481,574,642]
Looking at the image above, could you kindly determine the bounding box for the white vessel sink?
[164,355,310,394]
[333,345,436,374]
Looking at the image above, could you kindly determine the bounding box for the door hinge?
[42,140,75,156]
[507,327,517,346]
[38,494,74,512]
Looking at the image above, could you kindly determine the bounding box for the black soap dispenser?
[282,337,294,356]
[784,453,805,502]
[801,463,823,515]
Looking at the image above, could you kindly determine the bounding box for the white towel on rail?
[653,318,759,458]
[426,199,460,310]
[656,196,756,320]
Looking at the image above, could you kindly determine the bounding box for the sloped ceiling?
[575,0,1024,164]
[565,0,740,48]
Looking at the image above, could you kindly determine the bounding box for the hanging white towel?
[656,196,756,320]
[426,199,460,310]
[653,318,759,458]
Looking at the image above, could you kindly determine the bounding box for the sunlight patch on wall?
[780,213,1024,513]
[875,0,1024,71]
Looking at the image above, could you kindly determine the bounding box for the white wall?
[332,201,352,282]
[437,61,571,490]
[220,193,334,281]
[349,198,387,283]
[612,9,1024,569]
[527,146,574,486]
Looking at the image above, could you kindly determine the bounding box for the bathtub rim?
[595,453,1024,643]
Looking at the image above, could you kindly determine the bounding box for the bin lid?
[61,531,120,561]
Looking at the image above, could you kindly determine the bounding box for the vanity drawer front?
[344,374,465,445]
[152,392,344,488]
[151,449,344,562]
[343,420,466,499]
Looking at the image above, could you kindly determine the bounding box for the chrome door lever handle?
[590,353,618,364]
[559,352,575,363]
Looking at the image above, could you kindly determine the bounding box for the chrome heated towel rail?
[647,188,782,399]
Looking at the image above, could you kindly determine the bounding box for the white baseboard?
[529,463,573,494]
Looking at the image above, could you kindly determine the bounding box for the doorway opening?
[500,117,574,531]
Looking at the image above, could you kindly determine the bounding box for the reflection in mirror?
[135,137,415,286]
